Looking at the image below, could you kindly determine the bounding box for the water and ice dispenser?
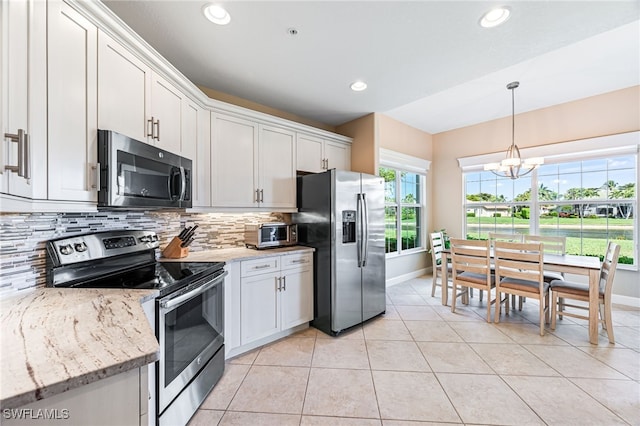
[342,210,356,243]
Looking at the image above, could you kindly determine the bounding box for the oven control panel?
[47,230,160,266]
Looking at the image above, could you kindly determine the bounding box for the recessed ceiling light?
[350,81,367,92]
[479,7,511,28]
[203,4,231,25]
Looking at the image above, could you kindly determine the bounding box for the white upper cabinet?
[0,0,47,202]
[149,73,183,154]
[211,113,258,207]
[259,125,295,209]
[324,140,351,172]
[296,133,351,173]
[183,99,211,207]
[47,1,98,202]
[97,30,150,143]
[98,30,183,155]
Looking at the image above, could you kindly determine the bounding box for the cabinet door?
[211,114,258,207]
[47,1,98,202]
[183,101,211,207]
[280,266,313,330]
[325,140,351,171]
[259,125,295,208]
[150,72,182,154]
[1,0,46,200]
[296,133,324,173]
[97,30,150,143]
[241,272,280,345]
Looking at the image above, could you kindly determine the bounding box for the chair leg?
[539,298,545,336]
[479,290,484,302]
[518,296,523,311]
[494,291,501,323]
[558,296,564,320]
[602,300,615,344]
[551,290,557,330]
[469,288,474,298]
[431,271,438,297]
[485,289,491,322]
[451,281,457,313]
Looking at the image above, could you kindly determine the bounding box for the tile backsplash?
[0,211,283,294]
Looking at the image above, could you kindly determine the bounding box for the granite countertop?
[161,245,315,263]
[0,288,159,409]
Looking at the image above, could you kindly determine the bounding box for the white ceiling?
[103,1,640,134]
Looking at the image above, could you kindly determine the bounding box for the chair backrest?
[600,242,621,297]
[450,238,491,282]
[429,232,445,266]
[494,241,544,286]
[488,232,523,248]
[523,235,566,255]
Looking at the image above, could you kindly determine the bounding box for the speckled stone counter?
[0,288,159,409]
[161,245,314,263]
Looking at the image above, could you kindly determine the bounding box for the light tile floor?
[189,275,640,426]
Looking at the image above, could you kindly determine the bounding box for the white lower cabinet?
[225,251,313,356]
[3,367,145,426]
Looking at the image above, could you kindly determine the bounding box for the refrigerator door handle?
[356,193,363,267]
[362,193,369,267]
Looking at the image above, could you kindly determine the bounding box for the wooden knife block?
[162,236,189,259]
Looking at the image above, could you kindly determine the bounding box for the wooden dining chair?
[489,232,524,308]
[429,231,452,299]
[450,238,495,322]
[523,234,567,282]
[494,241,549,336]
[550,242,621,343]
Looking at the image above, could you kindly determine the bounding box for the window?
[380,167,425,254]
[463,153,637,265]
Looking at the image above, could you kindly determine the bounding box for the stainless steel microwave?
[244,223,298,249]
[98,130,192,209]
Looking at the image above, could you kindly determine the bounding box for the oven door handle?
[160,271,227,311]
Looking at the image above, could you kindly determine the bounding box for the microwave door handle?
[179,166,186,201]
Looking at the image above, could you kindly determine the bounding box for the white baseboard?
[612,294,640,308]
[386,268,429,287]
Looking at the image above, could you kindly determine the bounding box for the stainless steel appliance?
[46,230,225,426]
[294,169,386,335]
[244,222,298,249]
[98,129,192,209]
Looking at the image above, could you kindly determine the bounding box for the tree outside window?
[380,167,424,254]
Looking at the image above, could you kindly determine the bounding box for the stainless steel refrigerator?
[294,169,386,336]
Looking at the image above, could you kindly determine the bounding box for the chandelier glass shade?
[484,81,544,179]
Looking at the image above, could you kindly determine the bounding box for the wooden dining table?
[440,249,602,344]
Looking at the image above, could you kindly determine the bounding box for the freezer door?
[332,170,363,332]
[360,173,386,322]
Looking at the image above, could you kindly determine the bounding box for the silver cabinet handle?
[147,117,155,138]
[282,276,286,291]
[4,129,30,178]
[255,188,260,203]
[153,119,160,141]
[260,189,264,202]
[275,276,281,291]
[254,264,271,270]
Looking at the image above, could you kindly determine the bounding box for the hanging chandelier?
[484,81,544,179]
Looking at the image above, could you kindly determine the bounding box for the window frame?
[379,149,430,258]
[458,133,639,270]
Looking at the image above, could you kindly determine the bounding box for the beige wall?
[336,113,377,174]
[378,113,432,160]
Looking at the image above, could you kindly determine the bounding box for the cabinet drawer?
[281,252,313,270]
[241,256,280,277]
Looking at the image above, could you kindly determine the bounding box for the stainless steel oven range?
[46,230,226,426]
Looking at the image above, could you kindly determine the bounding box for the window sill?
[385,248,427,259]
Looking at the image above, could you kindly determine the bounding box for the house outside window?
[463,150,637,266]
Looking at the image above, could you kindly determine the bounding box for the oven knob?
[74,242,87,252]
[59,244,73,255]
